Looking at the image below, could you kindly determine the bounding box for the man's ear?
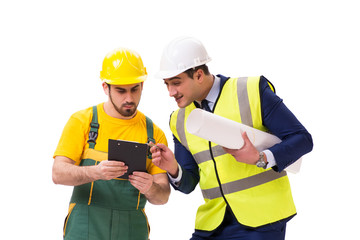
[102,82,110,96]
[195,69,204,83]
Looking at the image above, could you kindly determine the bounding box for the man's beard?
[109,94,137,117]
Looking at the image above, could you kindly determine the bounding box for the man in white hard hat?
[150,37,313,240]
[53,48,170,240]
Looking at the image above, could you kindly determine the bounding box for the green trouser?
[63,159,149,240]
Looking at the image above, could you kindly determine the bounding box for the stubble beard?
[109,93,137,118]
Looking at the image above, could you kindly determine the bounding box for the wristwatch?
[256,152,268,169]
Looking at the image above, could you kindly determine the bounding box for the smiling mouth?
[174,95,183,102]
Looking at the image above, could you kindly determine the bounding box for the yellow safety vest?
[170,76,296,231]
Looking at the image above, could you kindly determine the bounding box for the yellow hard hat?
[100,48,147,85]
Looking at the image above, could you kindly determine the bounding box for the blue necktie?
[201,99,211,112]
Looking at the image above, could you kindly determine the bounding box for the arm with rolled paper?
[260,77,313,172]
[186,107,309,173]
[186,75,313,173]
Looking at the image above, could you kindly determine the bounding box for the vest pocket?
[64,203,149,240]
[108,209,149,240]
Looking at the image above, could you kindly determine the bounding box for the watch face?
[256,152,266,168]
[256,161,266,168]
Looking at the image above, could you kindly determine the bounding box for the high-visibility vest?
[170,76,296,231]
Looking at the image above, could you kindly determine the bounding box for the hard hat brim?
[101,76,147,85]
[155,57,212,79]
[154,69,187,79]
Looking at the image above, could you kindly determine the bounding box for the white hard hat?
[155,36,212,79]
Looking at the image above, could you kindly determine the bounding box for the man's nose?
[168,86,177,97]
[124,92,134,102]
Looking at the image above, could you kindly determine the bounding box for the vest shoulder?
[222,76,262,83]
[171,103,197,115]
[223,76,275,91]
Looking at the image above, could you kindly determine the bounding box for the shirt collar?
[194,75,221,110]
[205,75,221,104]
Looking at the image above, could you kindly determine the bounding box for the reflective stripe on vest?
[170,76,296,229]
[202,170,287,200]
[237,77,253,126]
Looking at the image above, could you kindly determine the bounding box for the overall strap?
[146,116,155,159]
[87,106,99,149]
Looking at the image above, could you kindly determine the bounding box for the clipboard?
[108,139,148,179]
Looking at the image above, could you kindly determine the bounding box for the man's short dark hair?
[184,64,210,78]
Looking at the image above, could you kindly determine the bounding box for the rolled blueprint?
[186,109,302,173]
[187,109,245,149]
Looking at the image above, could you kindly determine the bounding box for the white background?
[1,0,359,239]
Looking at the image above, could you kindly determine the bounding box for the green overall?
[63,106,154,240]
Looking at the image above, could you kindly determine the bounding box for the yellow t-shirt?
[54,103,167,175]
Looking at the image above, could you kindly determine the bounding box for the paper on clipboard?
[186,109,302,173]
[108,139,148,179]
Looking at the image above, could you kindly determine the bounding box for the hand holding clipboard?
[108,139,148,179]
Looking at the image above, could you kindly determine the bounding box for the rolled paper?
[186,109,301,173]
[187,108,245,149]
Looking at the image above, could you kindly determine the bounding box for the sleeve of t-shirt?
[53,113,89,165]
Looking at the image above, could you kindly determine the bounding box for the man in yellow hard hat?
[150,37,313,240]
[53,48,170,240]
